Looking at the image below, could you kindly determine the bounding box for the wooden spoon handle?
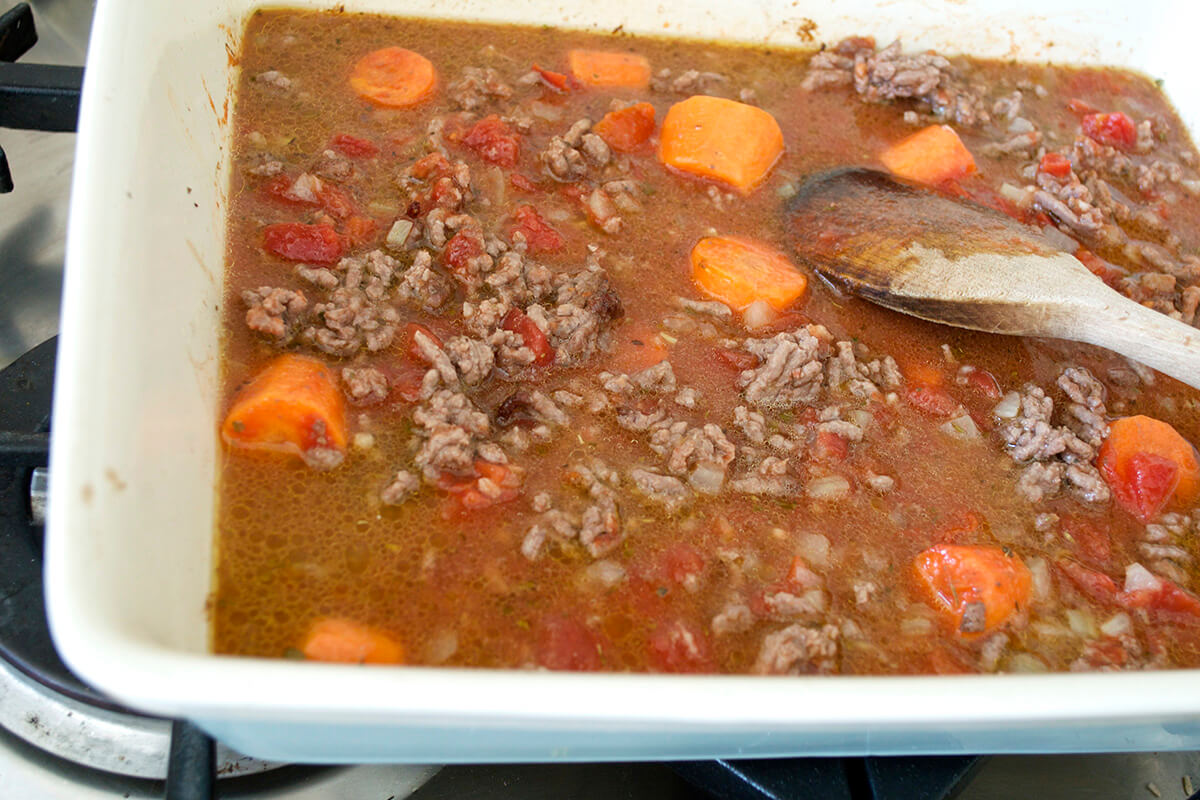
[1066,290,1200,389]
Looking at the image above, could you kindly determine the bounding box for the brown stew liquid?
[215,9,1200,675]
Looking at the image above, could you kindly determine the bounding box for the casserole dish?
[46,0,1200,763]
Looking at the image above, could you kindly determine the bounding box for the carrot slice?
[349,47,437,108]
[1097,415,1200,521]
[593,102,656,152]
[880,124,977,185]
[301,617,404,664]
[690,236,808,311]
[659,96,784,195]
[566,50,651,88]
[221,354,347,469]
[913,544,1032,637]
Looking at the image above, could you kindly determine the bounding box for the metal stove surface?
[5,1,1200,798]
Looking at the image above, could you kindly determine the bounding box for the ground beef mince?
[215,10,1200,677]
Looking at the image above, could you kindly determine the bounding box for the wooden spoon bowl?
[783,168,1200,389]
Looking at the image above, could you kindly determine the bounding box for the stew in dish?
[215,9,1200,675]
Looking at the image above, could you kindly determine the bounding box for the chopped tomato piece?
[715,347,757,372]
[1067,98,1099,115]
[402,322,443,361]
[1060,514,1111,568]
[813,431,848,462]
[1038,152,1073,178]
[593,102,656,152]
[501,308,554,366]
[462,114,520,167]
[531,63,576,92]
[317,184,360,219]
[387,359,428,403]
[1098,415,1200,522]
[905,385,960,417]
[1055,559,1119,606]
[913,544,1032,637]
[344,215,378,247]
[330,133,380,158]
[1117,566,1200,623]
[1081,111,1137,151]
[1074,247,1124,288]
[443,230,485,275]
[262,223,344,264]
[510,173,538,192]
[661,543,706,588]
[509,205,564,253]
[648,620,713,673]
[963,369,1001,401]
[536,616,601,671]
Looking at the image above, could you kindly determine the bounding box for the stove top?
[4,0,1200,798]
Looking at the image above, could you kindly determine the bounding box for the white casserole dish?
[45,0,1200,763]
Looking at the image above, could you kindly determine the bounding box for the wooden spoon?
[783,167,1200,389]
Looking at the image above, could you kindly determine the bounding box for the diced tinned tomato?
[262,223,344,263]
[509,205,564,253]
[905,385,960,417]
[1081,111,1137,151]
[443,230,484,274]
[1038,152,1073,178]
[330,132,380,158]
[536,616,601,671]
[501,308,555,366]
[463,114,521,167]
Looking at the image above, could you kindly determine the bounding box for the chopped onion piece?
[688,461,727,495]
[796,532,831,569]
[288,172,323,203]
[998,182,1031,207]
[427,629,458,664]
[586,559,627,588]
[807,474,850,500]
[1100,611,1133,637]
[939,413,980,440]
[385,219,414,250]
[1066,608,1098,638]
[742,299,778,330]
[1026,556,1052,602]
[1031,621,1070,639]
[993,391,1021,419]
[849,409,874,430]
[530,101,562,122]
[1006,653,1049,673]
[1123,562,1162,593]
[900,616,934,636]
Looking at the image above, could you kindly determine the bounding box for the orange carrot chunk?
[880,124,977,185]
[221,354,347,470]
[690,236,808,311]
[301,617,405,664]
[349,47,437,108]
[594,102,656,152]
[659,96,784,195]
[1097,415,1200,522]
[566,50,651,88]
[913,544,1032,637]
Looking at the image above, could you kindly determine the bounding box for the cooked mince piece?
[215,10,1200,675]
